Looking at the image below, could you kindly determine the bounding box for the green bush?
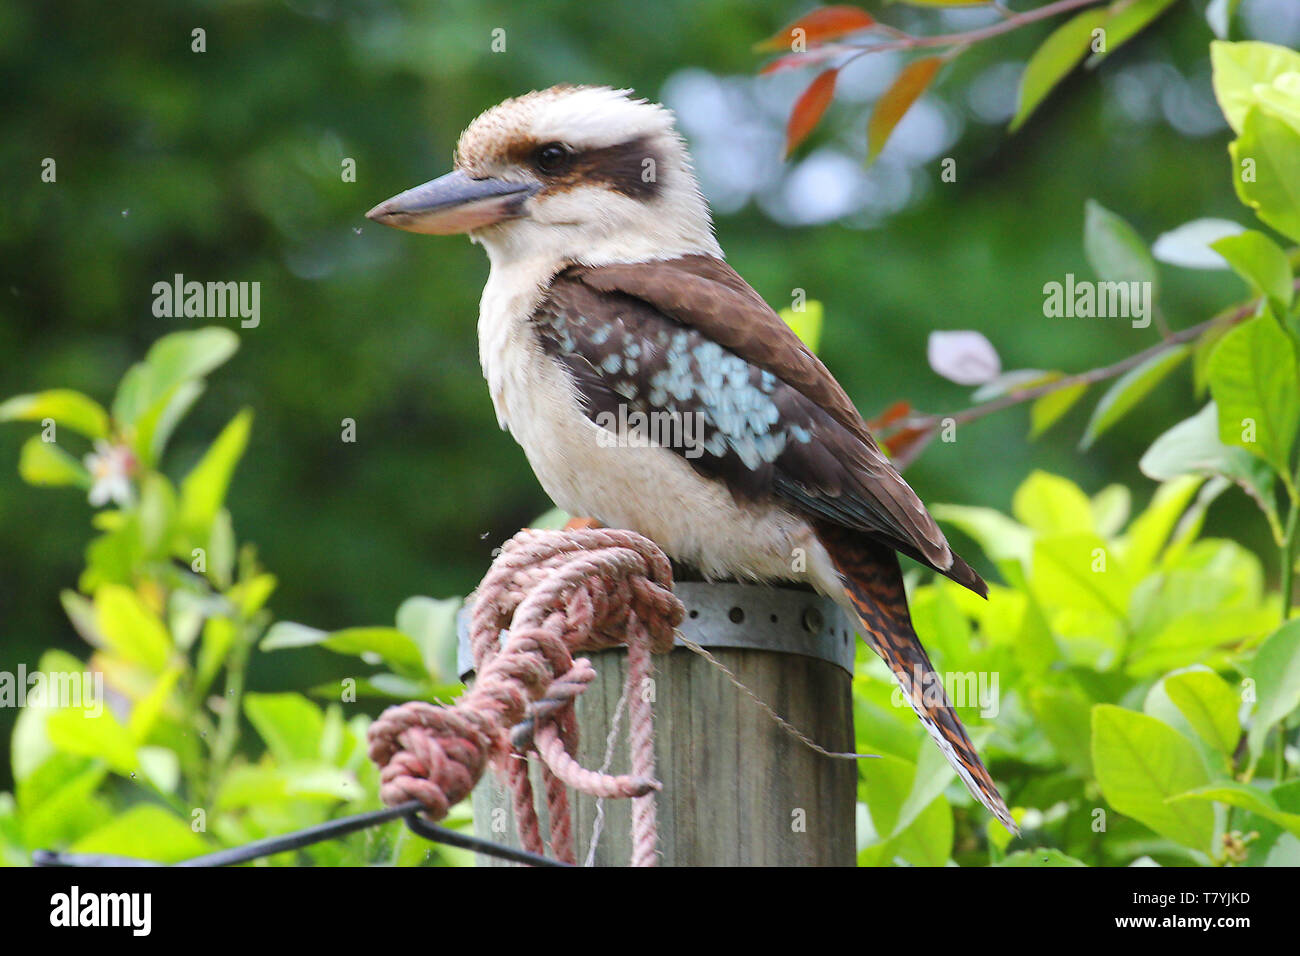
[0,331,469,865]
[1,35,1298,869]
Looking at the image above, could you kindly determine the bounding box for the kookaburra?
[367,85,1015,833]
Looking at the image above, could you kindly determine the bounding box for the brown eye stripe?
[502,135,663,200]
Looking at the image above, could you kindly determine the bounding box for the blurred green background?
[0,0,1289,788]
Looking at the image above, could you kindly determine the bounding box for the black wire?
[404,812,570,867]
[176,801,423,867]
[31,850,164,867]
[31,800,569,868]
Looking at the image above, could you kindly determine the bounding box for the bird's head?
[366,85,721,266]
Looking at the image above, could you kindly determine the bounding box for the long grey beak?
[365,170,539,235]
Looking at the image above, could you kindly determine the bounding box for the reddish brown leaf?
[755,5,875,53]
[866,399,913,433]
[785,68,839,157]
[867,56,942,162]
[883,425,931,458]
[562,516,604,531]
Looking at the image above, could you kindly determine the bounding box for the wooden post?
[463,581,857,866]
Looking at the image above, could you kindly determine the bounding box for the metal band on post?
[458,581,856,679]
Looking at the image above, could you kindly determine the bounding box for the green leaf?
[1208,313,1300,476]
[128,666,183,744]
[1232,107,1300,243]
[1080,346,1189,450]
[1129,604,1276,679]
[109,364,151,428]
[11,706,53,786]
[859,752,914,837]
[307,674,446,702]
[207,507,236,589]
[144,326,240,393]
[60,591,102,647]
[137,746,180,794]
[1030,381,1088,438]
[889,790,953,866]
[243,692,325,763]
[95,584,172,672]
[1029,685,1094,775]
[1139,402,1276,524]
[132,379,204,466]
[892,731,960,839]
[137,471,176,556]
[111,327,239,426]
[931,504,1034,569]
[396,595,463,683]
[1010,9,1109,132]
[18,757,112,849]
[0,389,109,439]
[1117,475,1204,578]
[45,706,138,775]
[17,436,91,488]
[1212,230,1294,312]
[1193,321,1234,397]
[258,621,330,651]
[1163,670,1242,755]
[262,622,426,678]
[1091,704,1215,851]
[1083,199,1159,291]
[1033,533,1131,618]
[71,804,210,863]
[225,574,275,620]
[1012,470,1094,535]
[1211,40,1300,135]
[1248,619,1300,756]
[1092,484,1131,537]
[858,751,953,865]
[80,522,144,591]
[1086,0,1180,68]
[778,300,823,353]
[178,408,252,537]
[195,616,235,698]
[11,653,89,784]
[1171,782,1300,839]
[215,761,361,811]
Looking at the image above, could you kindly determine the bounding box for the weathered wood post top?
[461,579,858,865]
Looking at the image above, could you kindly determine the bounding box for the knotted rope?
[366,528,683,866]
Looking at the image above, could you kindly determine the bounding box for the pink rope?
[366,528,682,866]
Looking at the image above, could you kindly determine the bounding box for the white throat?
[473,189,723,434]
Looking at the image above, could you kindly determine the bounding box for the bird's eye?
[534,142,571,174]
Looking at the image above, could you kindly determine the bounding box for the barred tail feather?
[816,524,1017,834]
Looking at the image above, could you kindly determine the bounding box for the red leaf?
[755,5,875,53]
[883,425,930,458]
[866,399,912,433]
[785,68,839,157]
[561,516,604,531]
[867,56,942,162]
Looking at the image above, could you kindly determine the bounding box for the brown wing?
[548,255,984,595]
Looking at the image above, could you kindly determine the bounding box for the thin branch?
[890,284,1298,471]
[840,0,1108,63]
